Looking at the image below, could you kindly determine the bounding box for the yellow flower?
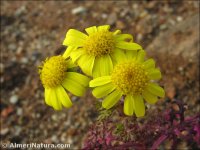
[89,50,165,117]
[62,25,142,77]
[38,55,90,110]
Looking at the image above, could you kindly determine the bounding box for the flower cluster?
[38,25,164,117]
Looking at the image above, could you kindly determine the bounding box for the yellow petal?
[92,83,116,98]
[113,30,121,35]
[125,51,137,60]
[136,50,146,62]
[97,25,110,31]
[142,90,158,104]
[49,88,62,110]
[99,55,113,76]
[92,57,102,78]
[133,95,145,117]
[45,88,52,106]
[63,35,85,47]
[56,86,72,108]
[66,59,77,68]
[92,55,113,77]
[115,41,142,50]
[77,54,95,76]
[114,34,133,42]
[62,78,86,97]
[63,29,88,46]
[70,48,85,63]
[67,29,88,40]
[102,90,123,109]
[124,95,134,116]
[147,68,162,80]
[66,72,90,87]
[89,76,111,87]
[85,26,97,35]
[110,48,126,63]
[143,59,155,69]
[63,46,76,59]
[147,83,165,98]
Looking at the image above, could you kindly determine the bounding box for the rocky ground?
[0,1,199,149]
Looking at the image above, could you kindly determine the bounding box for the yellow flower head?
[62,25,142,77]
[39,55,90,110]
[89,50,165,117]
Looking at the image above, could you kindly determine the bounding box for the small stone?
[51,114,58,121]
[51,135,58,143]
[72,6,87,15]
[8,43,17,51]
[71,96,78,102]
[0,63,4,74]
[177,16,183,22]
[116,21,125,29]
[14,126,22,136]
[17,108,23,116]
[120,9,129,17]
[15,5,27,17]
[107,13,117,25]
[20,57,28,64]
[10,95,19,104]
[160,24,168,30]
[101,13,108,19]
[0,128,9,135]
[139,11,148,18]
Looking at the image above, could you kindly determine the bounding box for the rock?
[51,135,58,143]
[116,21,125,29]
[10,95,19,104]
[159,24,168,31]
[17,108,23,116]
[20,57,29,64]
[0,63,4,74]
[176,16,183,22]
[106,13,117,25]
[146,14,199,61]
[101,13,108,19]
[0,128,9,135]
[14,126,22,136]
[71,6,87,15]
[8,43,17,51]
[15,5,27,17]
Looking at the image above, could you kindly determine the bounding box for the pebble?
[116,21,125,29]
[107,13,117,25]
[17,108,23,116]
[101,13,108,19]
[71,96,79,102]
[51,135,59,143]
[177,16,183,22]
[0,63,4,74]
[14,126,22,136]
[0,128,9,135]
[15,5,27,17]
[10,95,19,104]
[20,57,29,64]
[160,24,168,30]
[71,6,87,15]
[8,43,17,51]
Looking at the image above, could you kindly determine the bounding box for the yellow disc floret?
[39,55,67,88]
[111,61,149,95]
[84,30,115,57]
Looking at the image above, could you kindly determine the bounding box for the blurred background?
[1,0,199,149]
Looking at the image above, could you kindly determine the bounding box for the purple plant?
[83,99,200,150]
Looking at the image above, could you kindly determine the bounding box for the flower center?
[39,55,67,88]
[111,61,149,95]
[84,31,115,57]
